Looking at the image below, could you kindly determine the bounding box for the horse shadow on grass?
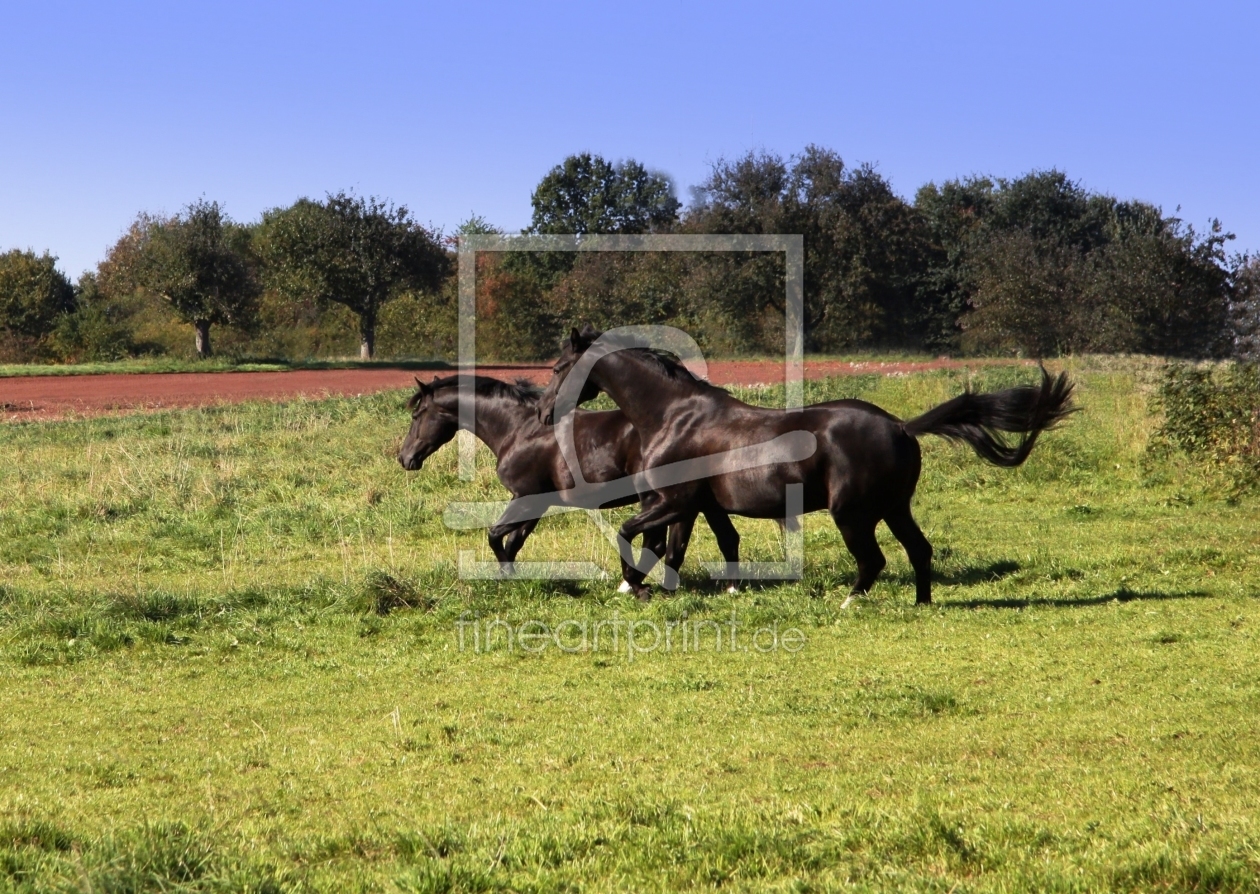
[941,585,1212,610]
[880,559,1022,591]
[933,559,1023,586]
[883,559,1213,609]
[685,559,1026,597]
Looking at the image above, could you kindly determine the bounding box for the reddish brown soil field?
[1,359,1032,422]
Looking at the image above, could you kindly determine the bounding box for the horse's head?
[538,324,602,425]
[398,377,459,470]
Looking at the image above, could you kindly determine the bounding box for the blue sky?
[3,0,1257,278]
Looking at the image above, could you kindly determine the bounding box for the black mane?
[633,348,727,393]
[408,375,541,409]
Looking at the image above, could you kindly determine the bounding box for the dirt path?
[1,358,1032,422]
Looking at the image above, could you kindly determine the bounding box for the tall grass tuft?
[0,820,293,893]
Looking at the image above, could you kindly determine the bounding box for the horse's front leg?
[617,493,694,601]
[489,499,547,575]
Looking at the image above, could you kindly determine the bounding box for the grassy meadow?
[1,360,1259,892]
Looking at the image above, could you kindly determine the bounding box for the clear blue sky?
[3,0,1257,278]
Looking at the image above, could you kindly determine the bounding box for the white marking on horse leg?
[617,580,633,594]
[840,593,856,609]
[726,585,739,595]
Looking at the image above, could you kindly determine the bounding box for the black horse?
[537,328,1075,604]
[398,374,742,589]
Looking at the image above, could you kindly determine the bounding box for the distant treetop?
[529,153,681,235]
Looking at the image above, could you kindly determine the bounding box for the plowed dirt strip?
[1,359,1032,422]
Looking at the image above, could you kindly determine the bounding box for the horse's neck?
[594,351,698,437]
[442,390,531,458]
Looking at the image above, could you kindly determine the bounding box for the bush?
[1151,362,1260,492]
[45,274,137,361]
[377,287,457,360]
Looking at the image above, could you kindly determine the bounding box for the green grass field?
[2,360,1258,893]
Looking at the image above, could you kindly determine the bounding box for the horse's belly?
[709,468,823,517]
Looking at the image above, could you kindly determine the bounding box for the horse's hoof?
[634,586,654,602]
[726,585,739,595]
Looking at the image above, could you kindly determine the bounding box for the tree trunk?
[359,319,375,360]
[194,320,212,358]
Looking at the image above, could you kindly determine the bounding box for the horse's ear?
[414,376,430,394]
[579,323,599,339]
[569,328,582,349]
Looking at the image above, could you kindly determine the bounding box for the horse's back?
[811,398,901,422]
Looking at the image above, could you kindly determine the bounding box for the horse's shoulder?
[574,409,637,441]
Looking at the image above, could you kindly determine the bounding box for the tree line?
[3,147,1258,363]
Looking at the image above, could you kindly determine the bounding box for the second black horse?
[399,374,742,590]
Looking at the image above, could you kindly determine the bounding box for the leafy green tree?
[686,146,930,351]
[916,171,1113,352]
[1232,255,1260,361]
[258,193,449,359]
[920,171,1233,357]
[496,153,683,343]
[547,251,694,337]
[961,231,1086,356]
[529,153,680,235]
[0,249,75,348]
[913,177,996,349]
[370,215,493,361]
[455,215,502,238]
[102,201,259,358]
[1089,211,1232,357]
[982,170,1113,250]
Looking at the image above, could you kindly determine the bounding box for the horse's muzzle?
[398,452,424,471]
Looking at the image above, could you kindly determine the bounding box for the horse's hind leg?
[616,494,695,600]
[835,515,886,597]
[642,525,670,588]
[885,507,933,605]
[703,507,741,593]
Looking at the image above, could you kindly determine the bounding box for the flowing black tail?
[903,367,1076,467]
